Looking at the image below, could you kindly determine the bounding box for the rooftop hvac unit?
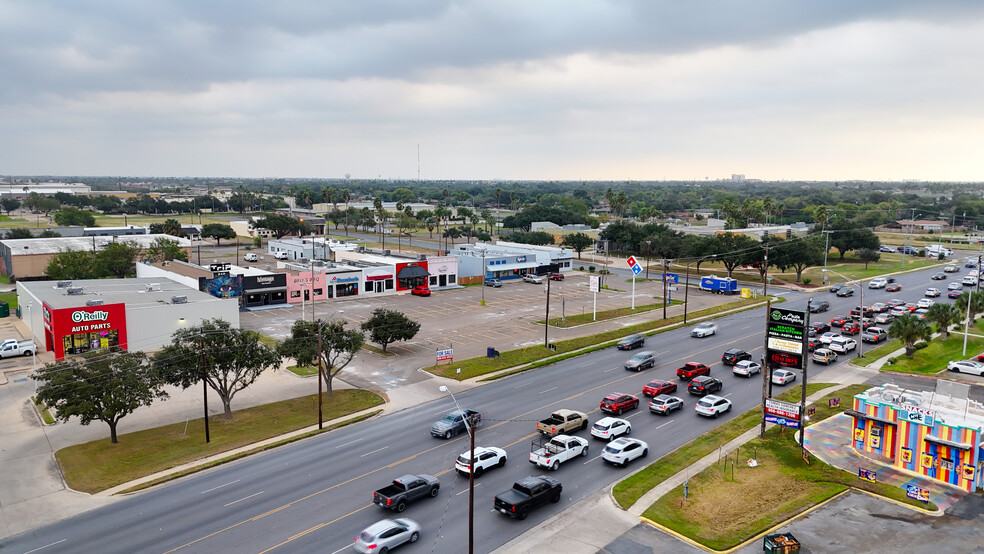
[171,295,188,304]
[56,281,73,288]
[66,287,84,295]
[146,283,161,292]
[313,260,324,267]
[85,299,104,307]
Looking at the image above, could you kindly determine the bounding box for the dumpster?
[764,533,800,554]
[0,302,9,318]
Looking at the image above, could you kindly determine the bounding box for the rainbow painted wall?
[852,394,982,492]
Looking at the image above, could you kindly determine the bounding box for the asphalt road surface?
[0,262,970,554]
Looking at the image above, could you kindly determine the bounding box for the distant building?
[0,182,91,196]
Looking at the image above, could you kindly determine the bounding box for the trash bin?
[0,302,9,318]
[763,533,800,554]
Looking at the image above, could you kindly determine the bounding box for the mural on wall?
[202,275,244,298]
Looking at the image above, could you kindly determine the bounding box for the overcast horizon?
[2,1,983,182]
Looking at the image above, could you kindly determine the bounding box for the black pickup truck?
[372,474,440,512]
[493,476,562,520]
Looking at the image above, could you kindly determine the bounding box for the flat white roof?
[1,234,192,255]
[21,277,216,310]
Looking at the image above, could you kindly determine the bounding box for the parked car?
[828,337,857,353]
[899,246,919,255]
[809,300,830,313]
[624,350,657,371]
[649,394,684,415]
[947,360,984,376]
[591,417,631,441]
[868,277,888,289]
[885,283,902,292]
[695,395,732,418]
[690,322,718,338]
[353,518,421,554]
[455,447,508,476]
[493,476,562,520]
[273,250,289,260]
[812,348,837,364]
[732,360,761,377]
[721,348,751,366]
[0,340,36,358]
[243,252,258,262]
[484,278,502,287]
[829,283,845,294]
[924,288,942,298]
[677,361,711,381]
[431,410,481,439]
[601,437,649,467]
[522,274,543,284]
[536,409,589,436]
[931,272,947,281]
[836,287,855,297]
[529,435,589,470]
[642,379,677,397]
[600,393,640,415]
[687,376,723,396]
[372,475,440,512]
[772,369,797,385]
[616,334,645,350]
[878,245,896,253]
[410,285,431,297]
[548,273,565,281]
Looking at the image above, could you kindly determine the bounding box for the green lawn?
[56,389,383,494]
[882,333,984,374]
[778,254,941,284]
[542,299,683,327]
[0,291,17,311]
[853,339,904,367]
[286,364,319,376]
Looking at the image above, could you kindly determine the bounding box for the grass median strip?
[541,299,683,327]
[882,333,984,375]
[56,389,383,494]
[434,296,773,381]
[641,384,935,550]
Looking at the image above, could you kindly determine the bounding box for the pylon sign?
[766,307,806,369]
[626,256,642,275]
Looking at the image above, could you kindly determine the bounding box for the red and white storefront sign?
[43,302,128,360]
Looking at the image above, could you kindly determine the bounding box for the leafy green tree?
[201,223,237,245]
[829,222,880,260]
[502,230,553,245]
[154,319,281,418]
[254,213,305,239]
[856,248,880,269]
[778,235,824,282]
[97,241,142,278]
[713,232,759,278]
[925,303,961,340]
[161,218,182,237]
[46,250,101,279]
[361,309,421,354]
[5,228,32,239]
[562,232,594,259]
[39,230,61,238]
[1,198,21,215]
[52,207,96,227]
[35,350,166,443]
[145,237,188,262]
[888,315,932,358]
[278,319,364,397]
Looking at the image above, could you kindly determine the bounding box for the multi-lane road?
[1,262,968,554]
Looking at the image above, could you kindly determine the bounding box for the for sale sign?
[436,348,453,362]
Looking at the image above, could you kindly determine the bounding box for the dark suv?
[687,376,723,396]
[721,349,751,366]
[616,334,645,350]
[809,301,830,313]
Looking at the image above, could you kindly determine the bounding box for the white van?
[244,253,258,262]
[274,251,289,260]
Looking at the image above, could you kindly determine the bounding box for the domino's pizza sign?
[626,256,642,275]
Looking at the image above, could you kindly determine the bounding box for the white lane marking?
[653,419,675,430]
[330,545,352,554]
[456,483,483,495]
[200,479,240,494]
[584,454,604,464]
[624,411,643,420]
[335,438,364,449]
[224,491,264,507]
[361,446,389,458]
[603,367,618,372]
[23,540,68,554]
[539,387,558,394]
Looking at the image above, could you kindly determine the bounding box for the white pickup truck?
[529,435,589,471]
[0,340,37,359]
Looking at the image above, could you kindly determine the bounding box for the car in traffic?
[484,278,502,287]
[818,332,840,345]
[809,300,830,313]
[522,274,543,284]
[642,379,677,397]
[410,285,431,296]
[947,360,984,376]
[493,476,562,520]
[695,395,732,418]
[924,288,942,298]
[624,350,657,371]
[601,437,649,467]
[617,333,645,350]
[811,322,832,334]
[829,315,849,327]
[828,337,857,354]
[732,360,761,377]
[885,283,902,292]
[649,394,684,415]
[870,302,887,313]
[772,369,797,385]
[353,518,421,553]
[944,264,959,272]
[948,282,962,290]
[963,275,978,286]
[677,361,711,381]
[836,287,855,297]
[904,302,918,312]
[431,410,482,439]
[861,326,888,343]
[721,348,751,366]
[868,277,888,289]
[829,283,845,294]
[886,298,905,308]
[687,376,723,396]
[840,321,860,335]
[455,447,508,476]
[914,308,929,319]
[949,290,963,299]
[850,306,874,318]
[916,298,935,309]
[600,393,640,415]
[874,313,894,325]
[812,348,837,364]
[590,417,632,441]
[931,272,947,280]
[372,475,440,512]
[690,322,718,338]
[890,306,908,317]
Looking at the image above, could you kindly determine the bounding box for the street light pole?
[821,230,833,283]
[645,241,651,280]
[481,249,486,306]
[439,385,475,554]
[316,310,344,429]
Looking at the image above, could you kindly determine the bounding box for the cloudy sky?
[2,1,983,181]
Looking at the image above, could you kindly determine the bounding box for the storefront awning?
[397,265,430,279]
[845,409,897,426]
[246,286,288,294]
[366,274,392,281]
[925,435,973,451]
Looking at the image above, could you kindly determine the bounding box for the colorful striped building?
[848,383,983,492]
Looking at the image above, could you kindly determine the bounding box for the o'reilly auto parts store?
[17,277,239,360]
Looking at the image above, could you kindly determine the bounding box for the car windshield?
[439,413,460,424]
[630,353,648,361]
[697,323,713,329]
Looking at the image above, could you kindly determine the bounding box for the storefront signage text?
[765,399,801,420]
[515,256,527,263]
[72,310,108,322]
[331,276,360,283]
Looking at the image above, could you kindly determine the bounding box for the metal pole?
[662,260,668,319]
[799,298,812,447]
[760,299,771,438]
[645,241,651,280]
[763,246,769,297]
[684,262,691,324]
[468,411,476,554]
[544,278,551,347]
[317,319,323,429]
[200,329,210,443]
[481,250,486,306]
[857,280,864,358]
[822,231,832,283]
[963,288,972,357]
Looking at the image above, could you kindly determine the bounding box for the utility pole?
[799,299,812,447]
[468,411,476,554]
[200,329,210,443]
[544,278,551,347]
[760,299,771,439]
[662,259,669,319]
[762,245,770,298]
[901,208,916,268]
[317,319,323,429]
[645,241,651,280]
[821,231,833,283]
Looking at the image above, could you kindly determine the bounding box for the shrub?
[914,341,929,350]
[802,278,812,285]
[588,266,596,272]
[578,266,585,271]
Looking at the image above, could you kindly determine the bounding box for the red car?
[548,273,565,281]
[600,393,640,415]
[410,285,431,297]
[886,283,902,292]
[841,321,861,335]
[642,379,677,397]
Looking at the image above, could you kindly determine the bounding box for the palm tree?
[925,303,961,340]
[888,315,932,358]
[494,188,502,212]
[954,291,984,322]
[814,205,828,231]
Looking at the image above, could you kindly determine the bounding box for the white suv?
[695,395,732,418]
[868,278,887,289]
[454,446,507,475]
[690,322,718,338]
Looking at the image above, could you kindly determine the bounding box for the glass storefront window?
[63,329,119,356]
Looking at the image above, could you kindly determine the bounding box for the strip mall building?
[848,383,984,492]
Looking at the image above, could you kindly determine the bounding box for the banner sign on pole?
[589,276,600,293]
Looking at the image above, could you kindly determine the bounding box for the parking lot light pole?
[439,385,474,554]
